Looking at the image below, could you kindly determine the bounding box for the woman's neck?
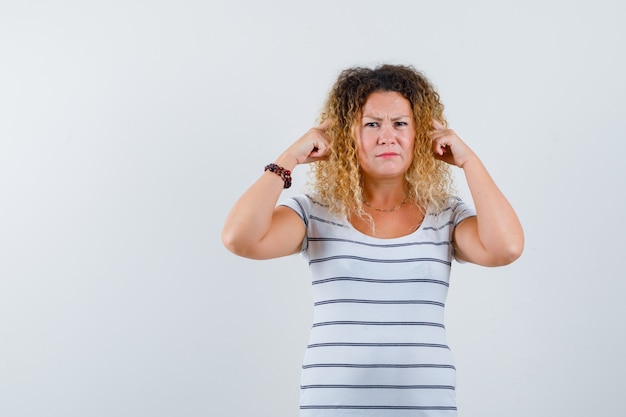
[361,181,408,211]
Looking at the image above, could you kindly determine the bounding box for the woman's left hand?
[432,119,524,266]
[431,120,475,168]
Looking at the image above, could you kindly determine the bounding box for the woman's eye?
[365,122,378,127]
[395,121,408,127]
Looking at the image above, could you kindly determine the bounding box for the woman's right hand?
[222,119,333,259]
[278,119,332,168]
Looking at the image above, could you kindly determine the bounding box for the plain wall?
[1,1,625,416]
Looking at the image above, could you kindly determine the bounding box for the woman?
[222,64,524,416]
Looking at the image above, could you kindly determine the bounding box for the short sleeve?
[450,197,476,227]
[449,197,476,263]
[278,194,311,252]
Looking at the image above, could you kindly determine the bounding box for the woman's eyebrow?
[361,114,411,121]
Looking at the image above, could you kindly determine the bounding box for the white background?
[1,1,625,416]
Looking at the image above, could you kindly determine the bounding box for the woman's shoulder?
[280,193,323,207]
[435,196,476,224]
[426,196,470,211]
[279,193,349,228]
[424,196,475,222]
[279,193,329,216]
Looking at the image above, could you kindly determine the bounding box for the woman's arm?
[221,121,332,260]
[431,121,524,266]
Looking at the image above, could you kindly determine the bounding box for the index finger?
[432,119,445,130]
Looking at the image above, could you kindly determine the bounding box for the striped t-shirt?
[280,194,476,417]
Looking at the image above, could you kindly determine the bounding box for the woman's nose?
[378,123,395,144]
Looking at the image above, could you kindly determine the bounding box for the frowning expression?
[356,91,415,180]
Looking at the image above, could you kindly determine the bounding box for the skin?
[350,91,424,238]
[430,119,524,265]
[357,91,415,183]
[222,91,524,266]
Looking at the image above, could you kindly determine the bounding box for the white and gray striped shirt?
[280,194,476,417]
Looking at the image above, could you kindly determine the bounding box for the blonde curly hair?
[309,64,454,219]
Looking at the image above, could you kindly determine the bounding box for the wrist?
[459,152,479,169]
[265,163,292,189]
[275,153,299,171]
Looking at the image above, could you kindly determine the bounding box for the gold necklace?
[363,196,409,212]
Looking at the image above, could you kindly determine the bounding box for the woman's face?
[356,90,415,180]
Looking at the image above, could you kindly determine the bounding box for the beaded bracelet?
[264,163,292,189]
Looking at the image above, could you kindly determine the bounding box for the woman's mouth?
[377,152,399,158]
